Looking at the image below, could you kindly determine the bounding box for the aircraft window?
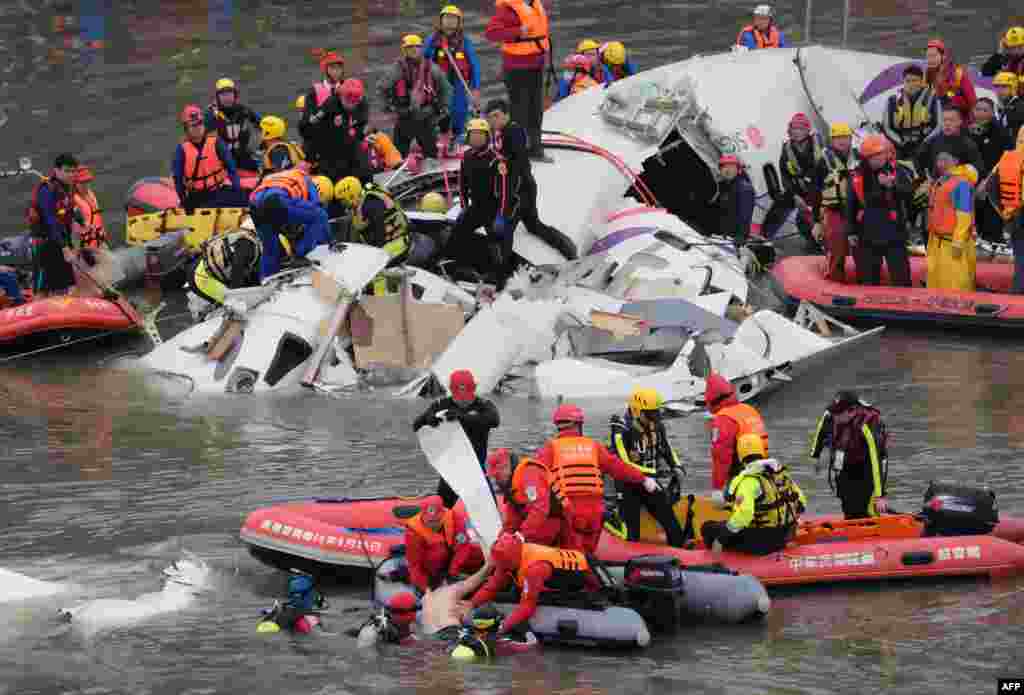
[264,333,314,387]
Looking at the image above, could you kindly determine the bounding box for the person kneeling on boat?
[259,115,306,174]
[926,146,977,292]
[249,169,331,280]
[173,105,248,215]
[701,436,806,555]
[809,390,890,519]
[606,388,688,548]
[705,372,769,491]
[188,224,263,319]
[398,496,485,594]
[487,448,563,546]
[982,127,1024,293]
[464,532,602,636]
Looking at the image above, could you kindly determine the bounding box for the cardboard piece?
[590,310,649,338]
[353,292,464,369]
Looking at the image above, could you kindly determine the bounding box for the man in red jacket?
[704,372,769,491]
[484,0,552,161]
[397,497,484,594]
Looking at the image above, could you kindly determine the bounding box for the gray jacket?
[378,58,452,119]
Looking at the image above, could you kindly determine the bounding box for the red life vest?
[431,34,471,85]
[736,24,781,48]
[312,80,335,108]
[850,170,899,224]
[25,175,72,239]
[181,135,229,193]
[394,59,436,109]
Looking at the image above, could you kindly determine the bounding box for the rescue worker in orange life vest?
[424,5,482,153]
[204,78,261,171]
[967,98,1011,244]
[812,122,857,283]
[993,72,1024,142]
[554,54,599,102]
[68,166,115,297]
[299,50,346,167]
[173,105,246,214]
[314,78,372,183]
[704,372,768,492]
[774,112,823,251]
[714,154,756,246]
[380,34,452,160]
[605,388,688,548]
[535,404,656,554]
[464,532,601,635]
[598,41,637,83]
[27,153,79,297]
[248,169,330,281]
[809,391,890,520]
[486,448,563,546]
[981,127,1024,293]
[736,4,786,50]
[882,64,940,162]
[926,146,978,292]
[396,496,485,595]
[925,38,977,125]
[701,434,805,555]
[575,39,612,84]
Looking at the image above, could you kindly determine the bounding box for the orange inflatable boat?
[0,294,142,347]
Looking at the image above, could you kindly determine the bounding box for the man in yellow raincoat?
[926,144,977,291]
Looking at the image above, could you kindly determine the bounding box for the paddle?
[441,46,479,116]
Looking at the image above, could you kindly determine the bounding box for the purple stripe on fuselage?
[588,226,658,255]
[860,62,995,105]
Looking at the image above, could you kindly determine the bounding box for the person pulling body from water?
[187,219,263,318]
[424,5,482,155]
[983,128,1024,293]
[705,372,768,492]
[735,5,785,50]
[814,122,857,282]
[486,448,564,546]
[882,64,940,162]
[173,105,247,214]
[204,78,261,171]
[380,34,452,161]
[413,370,500,508]
[713,154,756,247]
[926,145,977,292]
[809,391,890,520]
[397,496,484,594]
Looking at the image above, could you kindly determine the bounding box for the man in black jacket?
[714,154,756,246]
[413,369,500,508]
[440,118,500,278]
[916,105,985,179]
[313,79,372,183]
[968,98,1011,243]
[994,72,1024,143]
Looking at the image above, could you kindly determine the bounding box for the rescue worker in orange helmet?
[882,64,940,163]
[736,4,786,50]
[534,403,657,554]
[486,448,563,546]
[204,77,262,171]
[926,144,977,292]
[424,5,482,153]
[27,153,79,296]
[813,122,857,283]
[379,34,453,160]
[704,372,768,491]
[553,54,599,103]
[465,532,601,635]
[172,104,246,214]
[299,50,346,168]
[982,128,1024,292]
[395,496,485,595]
[925,38,977,125]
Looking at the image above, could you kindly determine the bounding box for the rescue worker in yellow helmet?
[259,116,306,173]
[993,71,1024,141]
[334,177,432,266]
[575,38,611,83]
[701,433,806,555]
[424,5,482,153]
[981,26,1024,81]
[606,388,688,547]
[982,127,1024,292]
[813,122,857,282]
[187,216,263,320]
[598,41,636,83]
[379,34,453,159]
[882,64,939,161]
[204,77,262,171]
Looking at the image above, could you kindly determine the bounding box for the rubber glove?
[872,496,888,515]
[642,477,661,494]
[710,490,726,507]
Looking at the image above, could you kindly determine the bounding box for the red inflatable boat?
[239,496,1024,587]
[772,255,1024,328]
[0,295,142,346]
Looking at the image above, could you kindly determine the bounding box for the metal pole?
[804,0,813,44]
[842,0,850,48]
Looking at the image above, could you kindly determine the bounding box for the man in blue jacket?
[424,5,482,154]
[248,169,330,281]
[27,153,79,296]
[715,154,756,246]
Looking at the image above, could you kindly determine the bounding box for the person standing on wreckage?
[413,370,500,509]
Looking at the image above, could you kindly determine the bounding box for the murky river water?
[2,1,1023,693]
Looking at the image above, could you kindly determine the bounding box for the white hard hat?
[753,4,774,16]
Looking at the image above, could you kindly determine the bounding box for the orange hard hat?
[74,166,95,183]
[860,134,889,158]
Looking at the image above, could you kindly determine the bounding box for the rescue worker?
[981,26,1024,80]
[172,104,246,214]
[994,72,1024,142]
[882,64,940,162]
[554,54,599,103]
[607,388,688,548]
[926,146,977,292]
[248,168,330,281]
[968,98,1011,244]
[484,0,552,161]
[809,391,889,520]
[27,153,78,296]
[316,78,372,182]
[467,532,601,635]
[299,50,346,168]
[984,128,1024,292]
[848,134,915,287]
[777,112,823,250]
[70,166,107,251]
[398,496,485,594]
[486,448,563,546]
[926,38,977,124]
[704,372,768,491]
[259,115,306,174]
[261,571,328,634]
[534,403,657,554]
[736,4,786,50]
[204,77,261,171]
[442,118,501,279]
[412,369,501,508]
[380,34,452,160]
[814,122,857,282]
[701,435,806,555]
[598,41,636,83]
[576,39,612,84]
[714,154,756,246]
[187,220,262,315]
[424,5,482,154]
[334,177,425,266]
[916,105,985,180]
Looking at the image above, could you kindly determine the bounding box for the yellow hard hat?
[577,38,600,53]
[602,41,626,66]
[294,94,306,111]
[465,118,491,135]
[215,77,237,92]
[334,176,363,208]
[1005,26,1024,48]
[313,175,334,204]
[419,191,447,213]
[830,122,853,138]
[440,4,462,18]
[737,433,767,463]
[629,387,662,418]
[994,71,1019,91]
[260,115,286,141]
[402,34,423,48]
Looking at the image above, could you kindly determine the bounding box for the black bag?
[921,481,998,537]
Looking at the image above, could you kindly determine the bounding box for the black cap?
[54,153,79,169]
[833,390,860,409]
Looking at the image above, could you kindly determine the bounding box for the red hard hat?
[486,448,513,482]
[563,53,593,71]
[385,591,418,626]
[719,154,741,167]
[704,372,735,409]
[490,531,523,570]
[449,369,476,402]
[338,78,365,104]
[860,134,889,158]
[789,112,811,130]
[320,50,345,74]
[74,166,95,183]
[927,38,946,53]
[552,403,584,426]
[180,104,203,126]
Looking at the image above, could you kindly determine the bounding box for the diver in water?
[257,571,328,634]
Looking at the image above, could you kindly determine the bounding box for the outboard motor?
[921,481,999,537]
[622,555,685,634]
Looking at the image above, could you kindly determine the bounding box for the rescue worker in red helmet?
[299,50,346,167]
[704,372,768,491]
[313,78,372,182]
[486,448,563,546]
[413,369,500,507]
[172,104,247,214]
[553,54,599,103]
[379,34,453,160]
[395,496,485,594]
[534,403,657,554]
[772,112,823,250]
[714,154,757,245]
[204,77,262,171]
[925,38,977,125]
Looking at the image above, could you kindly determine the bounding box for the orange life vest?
[181,135,228,193]
[927,175,972,239]
[253,169,310,201]
[432,34,472,83]
[498,0,550,58]
[514,543,589,589]
[717,403,768,454]
[73,188,106,247]
[570,72,599,95]
[547,436,604,505]
[997,150,1024,221]
[736,25,781,48]
[508,454,558,514]
[400,508,456,548]
[850,171,899,224]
